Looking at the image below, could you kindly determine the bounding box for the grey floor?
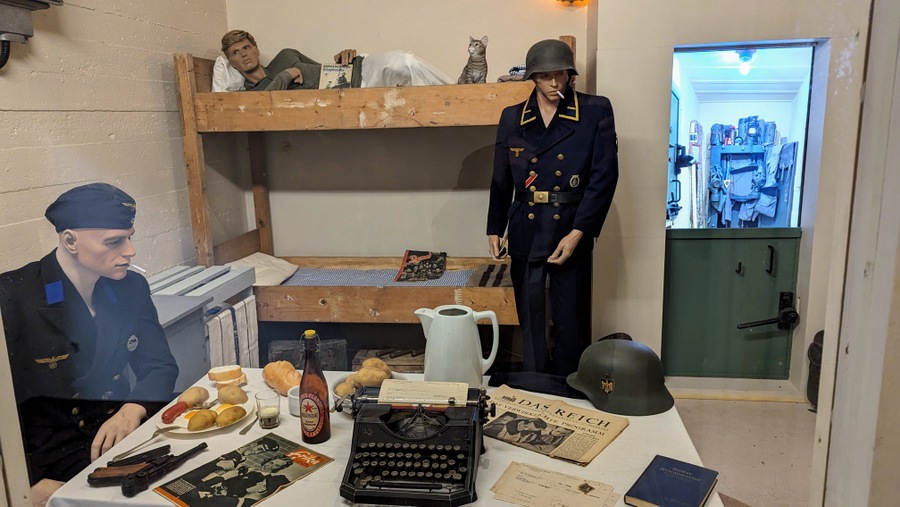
[676,399,817,507]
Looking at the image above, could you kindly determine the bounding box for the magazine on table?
[485,384,630,466]
[154,432,332,506]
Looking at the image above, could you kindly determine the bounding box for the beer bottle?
[299,329,331,444]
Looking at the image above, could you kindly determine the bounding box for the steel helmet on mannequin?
[524,39,578,80]
[566,339,674,416]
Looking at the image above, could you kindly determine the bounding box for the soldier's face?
[226,39,261,73]
[69,228,136,280]
[532,70,569,103]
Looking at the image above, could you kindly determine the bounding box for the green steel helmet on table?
[524,39,578,80]
[566,339,674,416]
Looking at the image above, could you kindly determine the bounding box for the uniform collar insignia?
[35,354,70,369]
[44,281,64,305]
[559,92,580,122]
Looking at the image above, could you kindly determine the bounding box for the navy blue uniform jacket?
[487,89,618,261]
[0,251,178,482]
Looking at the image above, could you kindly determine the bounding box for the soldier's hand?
[334,49,358,65]
[90,402,146,461]
[547,229,584,265]
[31,479,65,507]
[286,67,304,84]
[488,235,507,260]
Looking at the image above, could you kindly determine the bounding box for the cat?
[458,35,489,84]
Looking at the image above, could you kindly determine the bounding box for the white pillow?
[226,252,298,286]
[212,55,246,92]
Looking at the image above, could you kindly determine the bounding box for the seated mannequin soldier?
[219,29,453,91]
[0,183,179,506]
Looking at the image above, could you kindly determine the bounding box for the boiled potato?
[177,386,210,407]
[187,409,218,431]
[362,357,392,377]
[216,406,247,427]
[335,381,356,398]
[355,366,390,387]
[218,385,248,405]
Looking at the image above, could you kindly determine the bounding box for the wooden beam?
[247,133,274,255]
[213,229,262,264]
[192,81,534,132]
[174,53,214,266]
[254,285,517,324]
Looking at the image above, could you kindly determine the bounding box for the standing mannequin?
[487,40,618,375]
[0,183,178,506]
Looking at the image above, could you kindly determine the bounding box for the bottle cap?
[304,329,317,339]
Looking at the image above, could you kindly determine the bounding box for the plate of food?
[332,357,407,415]
[156,384,255,434]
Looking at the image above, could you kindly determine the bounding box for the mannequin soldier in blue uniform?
[0,183,178,505]
[487,40,618,376]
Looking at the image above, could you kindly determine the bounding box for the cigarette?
[130,264,147,273]
[556,90,565,99]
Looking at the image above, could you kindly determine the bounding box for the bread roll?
[262,360,301,396]
[362,357,392,377]
[208,365,242,382]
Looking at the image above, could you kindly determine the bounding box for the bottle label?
[298,392,325,436]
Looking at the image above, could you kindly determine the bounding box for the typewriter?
[339,385,494,507]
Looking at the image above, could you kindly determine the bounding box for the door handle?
[766,244,775,274]
[737,292,799,330]
[735,262,742,274]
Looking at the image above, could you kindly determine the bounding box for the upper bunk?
[173,53,535,133]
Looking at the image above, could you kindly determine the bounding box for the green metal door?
[662,228,800,378]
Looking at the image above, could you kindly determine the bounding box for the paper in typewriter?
[484,385,629,466]
[154,432,332,506]
[378,379,470,405]
[491,461,620,507]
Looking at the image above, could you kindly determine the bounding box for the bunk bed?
[173,40,573,325]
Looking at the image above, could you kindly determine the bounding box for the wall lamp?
[0,0,63,70]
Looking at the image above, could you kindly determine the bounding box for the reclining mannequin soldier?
[217,30,453,92]
[0,184,178,506]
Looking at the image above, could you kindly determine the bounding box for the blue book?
[625,454,718,507]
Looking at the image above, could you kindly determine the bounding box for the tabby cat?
[458,35,489,84]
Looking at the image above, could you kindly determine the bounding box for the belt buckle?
[533,191,549,203]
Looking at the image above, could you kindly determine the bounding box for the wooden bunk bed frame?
[173,38,574,325]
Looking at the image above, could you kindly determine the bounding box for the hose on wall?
[0,41,10,70]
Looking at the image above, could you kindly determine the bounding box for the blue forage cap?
[45,183,137,232]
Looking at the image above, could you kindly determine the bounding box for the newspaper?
[154,433,332,506]
[484,385,629,466]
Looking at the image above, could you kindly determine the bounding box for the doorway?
[662,42,816,379]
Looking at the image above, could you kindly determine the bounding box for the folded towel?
[466,263,513,287]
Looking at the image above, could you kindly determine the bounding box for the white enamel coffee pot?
[414,305,499,388]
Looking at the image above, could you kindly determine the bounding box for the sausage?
[161,401,188,424]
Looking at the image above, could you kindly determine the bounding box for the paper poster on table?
[154,432,332,506]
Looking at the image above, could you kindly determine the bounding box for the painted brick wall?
[0,0,237,275]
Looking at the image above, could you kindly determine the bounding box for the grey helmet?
[524,39,578,80]
[566,339,674,416]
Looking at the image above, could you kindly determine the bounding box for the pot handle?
[473,310,499,374]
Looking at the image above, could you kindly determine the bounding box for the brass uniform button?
[527,213,535,220]
[71,407,80,416]
[101,391,113,401]
[553,186,561,191]
[112,374,121,381]
[530,157,538,163]
[78,420,85,429]
[555,170,562,177]
[528,202,535,206]
[529,185,536,191]
[553,214,561,220]
[529,170,536,176]
[107,408,116,415]
[554,202,560,207]
[557,153,565,160]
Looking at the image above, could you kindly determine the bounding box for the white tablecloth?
[49,370,722,506]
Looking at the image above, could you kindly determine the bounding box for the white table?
[49,370,722,506]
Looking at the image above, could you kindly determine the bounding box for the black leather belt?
[514,190,583,204]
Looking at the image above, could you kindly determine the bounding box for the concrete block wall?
[0,0,234,275]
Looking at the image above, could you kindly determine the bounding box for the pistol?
[121,442,207,497]
[88,445,171,487]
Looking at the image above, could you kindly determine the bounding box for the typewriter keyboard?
[348,441,471,489]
